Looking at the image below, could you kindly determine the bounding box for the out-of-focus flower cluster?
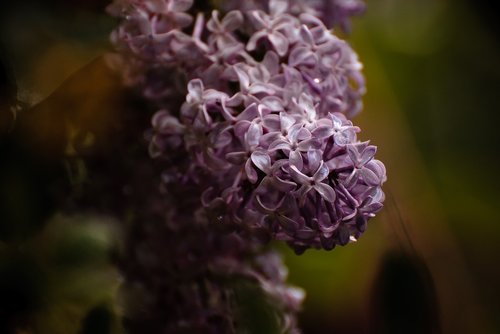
[109,0,385,253]
[119,202,303,333]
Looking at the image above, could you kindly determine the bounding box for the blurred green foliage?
[0,216,120,334]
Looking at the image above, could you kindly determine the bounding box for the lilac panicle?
[119,198,303,333]
[108,0,385,332]
[109,0,385,254]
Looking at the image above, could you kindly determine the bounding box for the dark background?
[1,0,499,333]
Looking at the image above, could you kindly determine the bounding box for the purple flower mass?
[108,0,385,332]
[109,0,386,254]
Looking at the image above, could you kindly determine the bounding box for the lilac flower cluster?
[119,203,303,333]
[107,0,386,332]
[109,0,386,253]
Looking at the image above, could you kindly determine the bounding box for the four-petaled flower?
[289,156,336,206]
[246,0,297,56]
[345,142,381,187]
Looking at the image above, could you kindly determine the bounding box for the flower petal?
[312,125,334,139]
[234,120,251,137]
[344,169,358,188]
[289,165,311,185]
[187,79,204,103]
[170,0,193,12]
[289,46,316,67]
[233,66,251,91]
[247,30,267,51]
[262,51,280,75]
[288,123,304,142]
[280,113,296,132]
[251,151,272,174]
[222,10,244,31]
[360,145,376,166]
[270,0,288,16]
[214,129,233,148]
[346,144,360,165]
[261,96,284,112]
[237,103,259,121]
[360,167,380,186]
[314,183,336,202]
[245,158,258,183]
[299,24,314,45]
[289,150,304,170]
[271,175,297,192]
[255,193,285,213]
[269,31,289,56]
[313,160,329,181]
[249,83,275,95]
[366,159,387,184]
[307,150,322,173]
[269,139,291,152]
[262,114,281,130]
[297,139,321,151]
[259,132,282,147]
[245,122,262,147]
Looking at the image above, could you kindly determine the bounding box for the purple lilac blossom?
[112,116,303,333]
[108,0,384,332]
[108,0,385,254]
[119,202,303,333]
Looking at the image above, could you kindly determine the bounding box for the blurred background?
[0,0,499,333]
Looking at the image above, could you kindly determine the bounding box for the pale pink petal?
[289,165,311,185]
[269,32,289,57]
[269,139,292,152]
[312,126,334,139]
[187,79,204,103]
[251,151,272,174]
[289,46,316,67]
[280,113,296,132]
[289,150,304,170]
[222,10,244,31]
[307,150,322,173]
[262,114,281,130]
[261,96,284,112]
[270,0,288,16]
[245,122,262,147]
[360,167,380,186]
[360,145,376,166]
[262,51,280,75]
[170,0,193,12]
[245,158,258,183]
[314,183,336,202]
